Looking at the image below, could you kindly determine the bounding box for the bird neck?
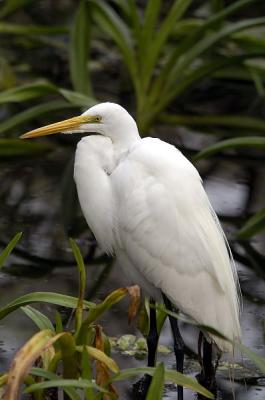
[111,129,141,156]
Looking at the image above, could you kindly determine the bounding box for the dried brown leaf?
[4,330,64,400]
[127,285,141,324]
[95,325,118,400]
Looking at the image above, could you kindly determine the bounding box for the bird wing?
[111,138,240,347]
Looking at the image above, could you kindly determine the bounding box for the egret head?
[20,102,140,144]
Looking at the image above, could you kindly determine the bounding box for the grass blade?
[194,136,265,160]
[236,343,265,373]
[146,363,165,400]
[160,114,265,133]
[69,239,86,332]
[142,0,193,89]
[0,81,95,106]
[0,232,22,269]
[21,306,55,331]
[30,368,83,400]
[81,287,127,326]
[70,0,92,96]
[90,0,139,94]
[237,207,265,238]
[0,292,95,321]
[0,0,34,18]
[0,81,57,103]
[0,22,67,35]
[25,379,108,394]
[0,139,54,157]
[78,346,119,373]
[110,367,213,398]
[59,333,78,379]
[81,348,94,400]
[140,0,161,52]
[0,100,77,135]
[55,311,63,333]
[168,17,265,90]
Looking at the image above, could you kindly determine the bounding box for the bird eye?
[95,116,101,122]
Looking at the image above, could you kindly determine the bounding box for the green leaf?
[149,0,260,103]
[58,89,96,107]
[0,22,67,35]
[194,136,265,160]
[81,349,94,400]
[146,363,165,400]
[78,287,128,341]
[59,333,78,379]
[0,100,77,135]
[0,139,54,157]
[0,81,95,106]
[82,288,127,326]
[168,17,265,88]
[0,81,57,103]
[160,114,265,133]
[30,368,82,400]
[70,0,92,96]
[0,0,34,19]
[81,346,119,373]
[25,379,108,394]
[55,311,63,333]
[237,343,265,373]
[69,238,86,332]
[90,0,139,94]
[21,306,55,331]
[142,0,193,90]
[0,232,22,269]
[237,208,265,238]
[141,0,161,50]
[111,367,214,398]
[0,292,95,321]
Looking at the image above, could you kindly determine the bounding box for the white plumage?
[73,103,241,352]
[21,102,241,352]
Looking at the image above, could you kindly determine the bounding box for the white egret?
[21,102,241,396]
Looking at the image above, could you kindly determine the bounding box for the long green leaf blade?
[21,306,55,331]
[0,22,67,35]
[169,17,265,89]
[0,0,34,19]
[0,139,54,157]
[111,367,213,398]
[236,343,265,373]
[0,101,77,135]
[146,363,165,400]
[237,208,265,238]
[90,0,139,94]
[25,379,108,394]
[69,238,86,332]
[0,292,95,321]
[194,136,265,160]
[0,232,22,269]
[142,0,193,89]
[160,114,265,133]
[70,0,92,95]
[0,82,95,106]
[0,81,57,103]
[29,368,82,400]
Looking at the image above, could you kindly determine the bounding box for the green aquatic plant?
[0,235,214,399]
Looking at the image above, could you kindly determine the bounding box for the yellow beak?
[20,115,98,139]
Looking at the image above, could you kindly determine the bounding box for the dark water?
[0,138,264,399]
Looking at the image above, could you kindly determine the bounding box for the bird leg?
[197,333,217,396]
[147,298,159,367]
[132,297,158,399]
[162,293,185,400]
